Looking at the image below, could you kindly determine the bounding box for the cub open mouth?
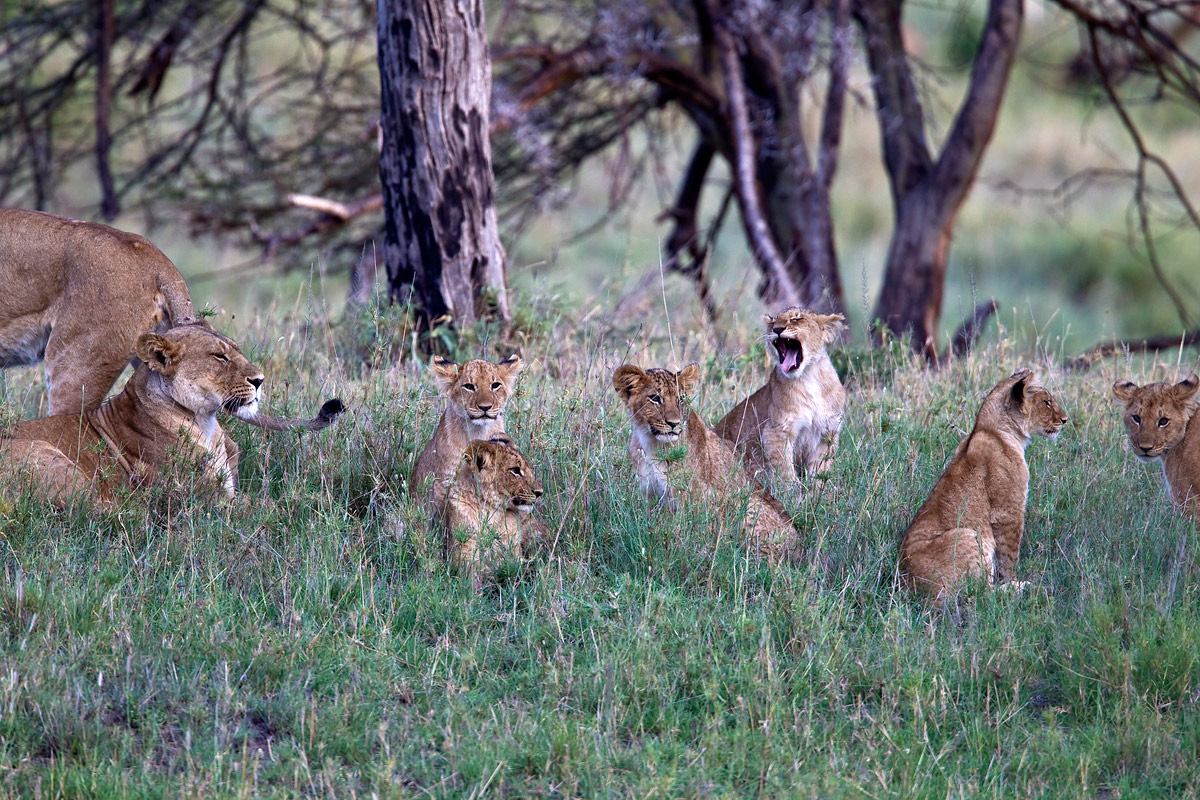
[773,337,803,373]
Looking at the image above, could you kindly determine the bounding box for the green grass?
[0,297,1195,796]
[2,296,1199,797]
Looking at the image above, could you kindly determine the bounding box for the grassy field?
[1,291,1198,798]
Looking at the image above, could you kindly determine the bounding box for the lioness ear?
[135,333,184,375]
[817,313,846,344]
[1112,380,1138,403]
[430,356,458,391]
[1172,374,1200,402]
[612,365,647,400]
[498,354,523,382]
[677,363,700,395]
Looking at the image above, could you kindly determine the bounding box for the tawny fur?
[1112,374,1200,520]
[898,369,1067,601]
[442,437,548,583]
[0,325,338,506]
[410,355,522,515]
[0,207,197,416]
[715,308,846,487]
[613,363,797,559]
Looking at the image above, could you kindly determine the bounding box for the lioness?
[410,354,523,514]
[0,208,198,416]
[715,308,846,486]
[443,436,548,583]
[898,369,1067,601]
[612,363,797,559]
[1112,374,1200,520]
[0,324,342,506]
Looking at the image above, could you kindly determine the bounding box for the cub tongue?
[779,343,801,372]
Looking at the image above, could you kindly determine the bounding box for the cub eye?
[213,353,230,363]
[648,394,662,404]
[510,466,523,476]
[491,382,501,390]
[1159,417,1170,427]
[463,383,476,391]
[1044,400,1051,407]
[1132,414,1142,425]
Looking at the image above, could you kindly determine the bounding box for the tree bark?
[376,0,510,332]
[860,0,1022,358]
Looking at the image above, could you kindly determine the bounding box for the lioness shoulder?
[0,207,197,415]
[898,369,1067,601]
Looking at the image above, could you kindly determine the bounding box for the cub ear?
[430,356,459,391]
[612,365,647,400]
[1008,369,1033,407]
[1172,374,1200,402]
[465,441,495,472]
[762,313,775,328]
[1112,380,1139,403]
[677,363,701,395]
[497,354,523,381]
[135,333,184,375]
[816,313,846,344]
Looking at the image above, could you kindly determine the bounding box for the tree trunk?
[860,0,1022,358]
[376,0,510,332]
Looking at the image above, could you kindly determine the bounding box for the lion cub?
[1112,375,1200,520]
[410,354,523,514]
[612,363,796,558]
[898,369,1067,601]
[443,436,548,583]
[715,307,846,486]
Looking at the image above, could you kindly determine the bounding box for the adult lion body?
[443,437,548,583]
[898,370,1067,601]
[0,207,196,415]
[612,363,796,559]
[1112,375,1200,520]
[410,355,523,514]
[0,325,342,506]
[715,308,846,486]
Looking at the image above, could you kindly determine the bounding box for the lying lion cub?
[715,307,846,486]
[0,208,198,416]
[1112,374,1200,520]
[443,436,548,583]
[899,369,1067,601]
[410,354,522,514]
[612,363,796,559]
[0,324,342,506]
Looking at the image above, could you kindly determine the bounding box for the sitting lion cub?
[1112,374,1200,520]
[0,324,343,506]
[899,369,1067,601]
[443,436,548,583]
[410,354,523,514]
[715,307,846,486]
[612,363,796,558]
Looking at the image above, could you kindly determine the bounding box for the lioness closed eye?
[0,325,343,507]
[898,369,1067,601]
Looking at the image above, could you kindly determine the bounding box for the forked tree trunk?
[376,0,510,331]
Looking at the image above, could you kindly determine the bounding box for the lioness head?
[763,308,845,378]
[134,325,265,417]
[1112,375,1199,460]
[989,368,1068,440]
[430,355,522,427]
[461,437,543,513]
[612,363,700,444]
